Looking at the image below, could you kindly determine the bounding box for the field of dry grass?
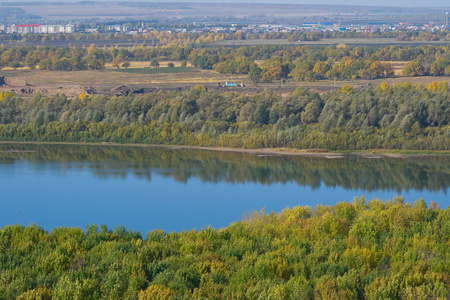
[2,66,449,98]
[1,68,247,86]
[210,38,450,47]
[104,61,192,69]
[388,61,407,76]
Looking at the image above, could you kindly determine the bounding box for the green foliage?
[248,65,262,83]
[403,60,425,77]
[1,199,450,299]
[17,286,52,300]
[215,56,256,74]
[2,42,450,82]
[0,91,14,102]
[0,84,448,151]
[150,58,160,68]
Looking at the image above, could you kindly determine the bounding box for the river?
[0,143,448,234]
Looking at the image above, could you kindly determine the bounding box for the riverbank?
[1,141,449,158]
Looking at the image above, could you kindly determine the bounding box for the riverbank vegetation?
[0,82,449,150]
[1,197,450,299]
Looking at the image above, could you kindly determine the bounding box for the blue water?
[0,145,448,234]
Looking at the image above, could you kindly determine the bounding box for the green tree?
[150,58,160,68]
[9,60,21,70]
[248,66,262,83]
[403,60,424,77]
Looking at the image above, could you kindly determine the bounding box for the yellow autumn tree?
[138,285,175,300]
[339,83,355,94]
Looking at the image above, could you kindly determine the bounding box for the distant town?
[1,15,450,36]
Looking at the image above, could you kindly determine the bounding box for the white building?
[7,24,75,34]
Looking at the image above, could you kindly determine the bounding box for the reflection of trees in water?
[0,144,449,193]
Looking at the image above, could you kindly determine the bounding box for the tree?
[53,58,72,71]
[9,60,21,70]
[121,62,130,69]
[248,66,262,83]
[254,104,269,125]
[138,285,175,300]
[112,58,121,68]
[368,61,385,79]
[260,59,289,82]
[25,55,39,70]
[312,61,330,79]
[301,101,322,124]
[191,55,217,69]
[17,286,52,300]
[403,60,424,77]
[150,59,160,68]
[383,62,395,78]
[339,84,355,94]
[167,62,175,68]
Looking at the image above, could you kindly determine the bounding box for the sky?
[1,0,450,7]
[170,0,450,6]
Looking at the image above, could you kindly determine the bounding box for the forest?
[0,82,449,150]
[1,198,450,299]
[3,43,450,81]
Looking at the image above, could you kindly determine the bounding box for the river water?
[0,144,448,234]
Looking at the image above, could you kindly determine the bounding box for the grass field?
[0,68,247,86]
[104,61,192,69]
[210,38,450,47]
[112,67,197,74]
[2,66,449,97]
[386,61,407,76]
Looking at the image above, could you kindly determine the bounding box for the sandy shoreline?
[1,141,449,158]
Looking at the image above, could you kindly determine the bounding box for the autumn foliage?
[1,197,450,299]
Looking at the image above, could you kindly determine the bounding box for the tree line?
[0,83,448,150]
[1,197,450,299]
[4,29,450,46]
[4,43,450,81]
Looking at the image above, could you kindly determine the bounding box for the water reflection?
[0,143,448,194]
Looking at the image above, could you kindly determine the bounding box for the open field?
[210,38,450,47]
[388,61,408,76]
[1,66,450,98]
[14,68,247,86]
[3,38,450,50]
[107,61,192,68]
[113,67,196,75]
